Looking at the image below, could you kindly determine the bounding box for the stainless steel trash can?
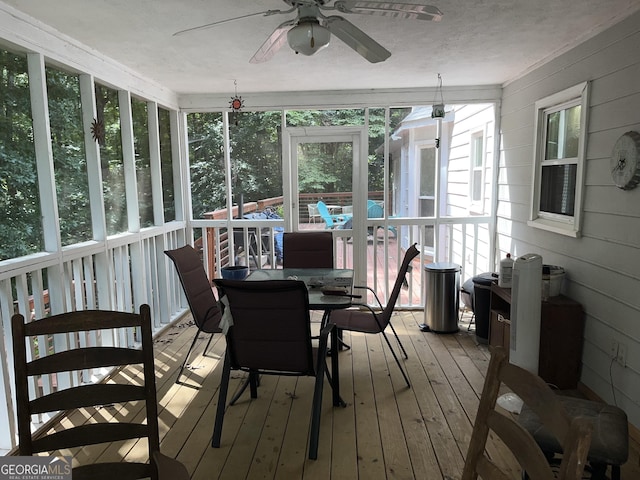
[423,262,461,333]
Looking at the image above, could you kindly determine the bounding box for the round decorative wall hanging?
[90,118,105,145]
[610,131,640,190]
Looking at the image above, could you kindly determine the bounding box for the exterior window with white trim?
[419,145,435,248]
[470,131,485,211]
[529,82,589,237]
[419,146,435,217]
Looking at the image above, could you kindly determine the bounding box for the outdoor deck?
[45,310,640,479]
[153,311,493,479]
[14,233,640,478]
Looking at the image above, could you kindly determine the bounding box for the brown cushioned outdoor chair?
[165,244,222,383]
[211,279,343,460]
[329,243,419,387]
[282,231,334,268]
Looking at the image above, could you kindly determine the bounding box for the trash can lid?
[472,272,496,286]
[424,262,460,273]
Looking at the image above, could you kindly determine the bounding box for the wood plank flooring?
[42,310,640,479]
[148,311,640,479]
[146,310,494,480]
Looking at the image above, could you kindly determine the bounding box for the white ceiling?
[3,0,640,95]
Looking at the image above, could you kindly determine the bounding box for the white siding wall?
[447,104,495,281]
[447,104,495,217]
[499,11,640,429]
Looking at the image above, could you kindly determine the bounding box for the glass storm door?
[282,127,367,276]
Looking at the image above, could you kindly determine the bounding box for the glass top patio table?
[246,268,354,310]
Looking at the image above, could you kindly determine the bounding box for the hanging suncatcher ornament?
[230,95,243,112]
[229,80,244,125]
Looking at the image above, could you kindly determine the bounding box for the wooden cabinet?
[489,283,511,351]
[489,284,585,389]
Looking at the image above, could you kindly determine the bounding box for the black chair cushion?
[518,395,628,466]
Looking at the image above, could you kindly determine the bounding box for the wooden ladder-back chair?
[462,347,593,480]
[211,279,342,460]
[518,388,628,479]
[329,243,419,387]
[165,244,222,383]
[282,231,334,268]
[11,305,189,480]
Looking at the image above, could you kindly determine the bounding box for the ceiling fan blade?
[249,19,296,63]
[173,8,293,37]
[333,1,443,21]
[325,16,390,63]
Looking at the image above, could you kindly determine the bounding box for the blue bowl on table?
[221,266,249,280]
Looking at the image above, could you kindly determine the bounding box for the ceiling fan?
[173,0,443,64]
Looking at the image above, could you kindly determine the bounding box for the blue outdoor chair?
[317,201,352,229]
[367,201,397,237]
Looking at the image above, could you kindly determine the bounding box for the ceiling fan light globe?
[287,21,330,56]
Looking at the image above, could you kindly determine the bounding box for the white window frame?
[469,128,486,213]
[528,82,590,237]
[417,142,436,218]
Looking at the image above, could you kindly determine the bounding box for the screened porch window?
[0,49,43,260]
[96,83,127,235]
[47,66,92,245]
[159,107,176,222]
[132,96,153,228]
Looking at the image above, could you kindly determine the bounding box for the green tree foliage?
[368,107,412,193]
[286,108,364,128]
[0,50,43,260]
[46,67,92,246]
[297,141,352,194]
[132,97,153,227]
[187,112,225,219]
[229,111,282,204]
[158,107,176,222]
[188,110,285,218]
[96,84,127,234]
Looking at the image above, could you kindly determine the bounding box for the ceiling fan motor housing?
[287,17,331,55]
[284,0,329,7]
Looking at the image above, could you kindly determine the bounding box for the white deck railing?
[0,215,492,452]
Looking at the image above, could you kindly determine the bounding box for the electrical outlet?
[609,339,619,359]
[617,343,627,367]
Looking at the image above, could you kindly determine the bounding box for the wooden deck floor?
[151,311,492,480]
[148,310,640,479]
[48,309,640,479]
